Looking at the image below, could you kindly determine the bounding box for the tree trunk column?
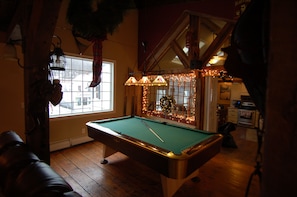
[23,0,62,164]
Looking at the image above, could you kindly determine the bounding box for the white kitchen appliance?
[238,96,257,128]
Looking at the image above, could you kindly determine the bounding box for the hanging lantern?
[49,35,66,71]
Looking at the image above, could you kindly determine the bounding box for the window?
[143,73,196,125]
[49,56,114,118]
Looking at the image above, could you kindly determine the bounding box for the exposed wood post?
[171,40,189,68]
[22,0,62,164]
[262,0,297,196]
[188,15,200,69]
[187,15,203,129]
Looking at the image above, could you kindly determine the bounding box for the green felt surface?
[94,116,214,154]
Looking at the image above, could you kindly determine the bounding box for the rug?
[245,128,258,142]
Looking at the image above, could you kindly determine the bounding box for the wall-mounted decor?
[218,82,232,105]
[219,83,231,100]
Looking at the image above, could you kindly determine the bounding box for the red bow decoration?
[89,37,106,87]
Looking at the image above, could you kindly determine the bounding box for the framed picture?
[219,84,231,100]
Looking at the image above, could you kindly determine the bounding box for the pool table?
[86,116,223,197]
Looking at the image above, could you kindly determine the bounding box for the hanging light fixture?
[0,42,25,68]
[136,41,152,86]
[124,41,167,86]
[124,73,168,86]
[150,55,167,86]
[49,35,66,71]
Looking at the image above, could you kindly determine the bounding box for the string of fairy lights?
[126,68,232,125]
[141,72,197,125]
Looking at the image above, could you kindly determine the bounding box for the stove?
[238,96,256,128]
[241,101,256,109]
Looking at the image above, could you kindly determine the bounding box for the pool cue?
[141,120,164,143]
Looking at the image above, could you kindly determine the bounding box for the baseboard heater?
[50,136,93,152]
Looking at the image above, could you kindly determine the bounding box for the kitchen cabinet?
[227,107,238,124]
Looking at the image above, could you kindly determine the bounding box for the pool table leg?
[160,168,200,197]
[101,145,117,164]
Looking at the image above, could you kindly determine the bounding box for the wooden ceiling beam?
[135,0,203,9]
[201,18,221,34]
[141,11,189,71]
[171,39,190,68]
[200,22,234,68]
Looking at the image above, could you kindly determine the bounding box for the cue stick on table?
[141,120,164,143]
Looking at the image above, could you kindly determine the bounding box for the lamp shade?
[152,75,167,86]
[124,76,138,86]
[137,76,152,86]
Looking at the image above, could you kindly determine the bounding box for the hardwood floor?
[50,126,261,197]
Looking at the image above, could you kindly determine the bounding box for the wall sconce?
[1,24,22,61]
[0,43,18,61]
[0,39,24,68]
[49,35,66,71]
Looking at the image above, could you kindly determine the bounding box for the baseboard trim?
[50,136,93,152]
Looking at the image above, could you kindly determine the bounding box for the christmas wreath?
[160,95,176,113]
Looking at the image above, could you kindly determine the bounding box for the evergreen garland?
[67,0,135,40]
